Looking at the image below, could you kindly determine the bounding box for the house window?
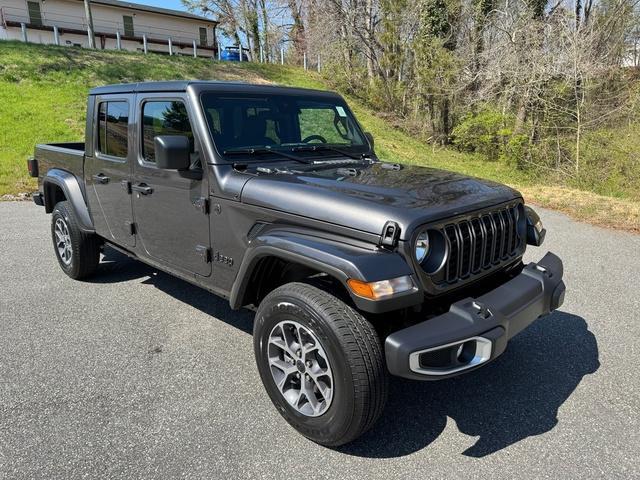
[27,1,43,26]
[97,101,129,158]
[123,16,134,37]
[199,27,208,46]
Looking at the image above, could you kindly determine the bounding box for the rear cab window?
[97,101,129,158]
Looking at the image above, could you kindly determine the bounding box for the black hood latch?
[380,221,400,249]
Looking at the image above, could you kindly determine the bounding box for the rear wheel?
[254,282,388,446]
[51,201,101,279]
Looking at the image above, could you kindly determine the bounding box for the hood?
[240,162,521,240]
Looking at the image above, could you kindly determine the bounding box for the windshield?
[200,92,369,159]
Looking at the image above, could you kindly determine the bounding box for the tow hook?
[471,301,492,319]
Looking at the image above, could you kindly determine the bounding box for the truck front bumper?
[385,252,566,380]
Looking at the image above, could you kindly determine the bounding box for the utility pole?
[83,0,96,49]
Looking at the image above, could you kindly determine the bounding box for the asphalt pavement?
[1,201,639,479]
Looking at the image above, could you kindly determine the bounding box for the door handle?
[92,173,110,184]
[132,183,153,195]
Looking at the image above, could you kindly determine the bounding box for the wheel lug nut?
[306,360,312,368]
[296,372,301,378]
[296,349,302,357]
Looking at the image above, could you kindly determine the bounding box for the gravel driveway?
[1,201,638,479]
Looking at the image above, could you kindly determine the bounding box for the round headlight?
[415,230,430,263]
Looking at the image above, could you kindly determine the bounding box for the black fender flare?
[229,229,422,313]
[43,169,95,233]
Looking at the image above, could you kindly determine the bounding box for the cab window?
[298,106,351,144]
[200,93,367,155]
[97,101,128,158]
[141,100,195,163]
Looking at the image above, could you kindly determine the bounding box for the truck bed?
[34,142,85,185]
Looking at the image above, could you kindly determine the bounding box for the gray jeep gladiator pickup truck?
[28,81,565,446]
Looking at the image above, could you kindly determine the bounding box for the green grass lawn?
[1,40,638,231]
[0,40,534,196]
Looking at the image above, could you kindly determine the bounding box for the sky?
[129,0,198,16]
[124,0,288,48]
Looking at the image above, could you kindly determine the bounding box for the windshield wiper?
[291,144,369,161]
[223,146,311,164]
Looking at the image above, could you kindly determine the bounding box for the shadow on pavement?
[340,310,599,458]
[90,247,254,333]
[93,247,599,458]
[89,246,156,283]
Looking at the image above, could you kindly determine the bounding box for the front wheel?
[254,282,388,446]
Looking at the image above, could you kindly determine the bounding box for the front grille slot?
[470,218,484,272]
[438,204,522,285]
[444,225,459,282]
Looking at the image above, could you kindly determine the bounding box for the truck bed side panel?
[34,143,85,191]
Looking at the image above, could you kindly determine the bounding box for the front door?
[131,94,211,277]
[84,95,135,247]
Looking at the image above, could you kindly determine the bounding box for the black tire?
[51,201,101,279]
[254,282,388,446]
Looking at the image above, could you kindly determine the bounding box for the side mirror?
[154,135,191,170]
[364,132,375,149]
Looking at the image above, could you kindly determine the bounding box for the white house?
[0,0,218,57]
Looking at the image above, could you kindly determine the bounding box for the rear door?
[131,93,211,277]
[84,94,135,247]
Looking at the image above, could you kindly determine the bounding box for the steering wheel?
[301,134,327,144]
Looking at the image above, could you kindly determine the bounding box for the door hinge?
[121,180,132,194]
[195,245,211,263]
[380,221,400,249]
[125,221,136,235]
[193,197,209,214]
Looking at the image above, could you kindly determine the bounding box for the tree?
[288,0,306,61]
[183,0,640,179]
[183,0,261,58]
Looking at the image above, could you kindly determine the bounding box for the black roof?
[89,81,340,98]
[78,0,217,24]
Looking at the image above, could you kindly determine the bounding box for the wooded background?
[184,0,640,199]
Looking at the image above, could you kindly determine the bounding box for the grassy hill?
[1,40,638,231]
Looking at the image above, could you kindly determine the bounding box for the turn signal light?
[347,276,415,300]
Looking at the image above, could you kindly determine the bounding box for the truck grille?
[439,204,522,285]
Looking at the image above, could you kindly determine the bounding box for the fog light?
[409,337,493,376]
[347,275,415,300]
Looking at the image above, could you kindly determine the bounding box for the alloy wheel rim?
[54,218,72,265]
[267,319,334,417]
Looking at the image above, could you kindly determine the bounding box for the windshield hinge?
[380,221,400,249]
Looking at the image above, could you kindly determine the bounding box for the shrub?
[501,134,530,168]
[451,109,513,161]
